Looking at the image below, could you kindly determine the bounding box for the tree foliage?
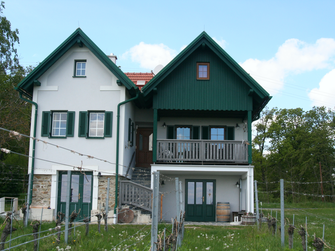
[0,1,31,197]
[253,107,335,203]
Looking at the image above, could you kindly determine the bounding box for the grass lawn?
[1,203,334,250]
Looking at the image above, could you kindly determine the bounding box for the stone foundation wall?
[32,175,52,207]
[97,176,116,211]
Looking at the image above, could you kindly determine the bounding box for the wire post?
[293,214,295,249]
[105,178,110,231]
[255,180,259,229]
[65,171,71,244]
[305,216,308,250]
[280,179,284,247]
[175,178,180,223]
[151,171,159,251]
[38,208,43,251]
[322,224,325,251]
[25,174,31,227]
[9,200,13,249]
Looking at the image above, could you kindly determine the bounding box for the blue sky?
[6,0,335,111]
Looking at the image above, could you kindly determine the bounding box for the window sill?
[73,76,87,78]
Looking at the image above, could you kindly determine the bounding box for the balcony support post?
[248,110,252,164]
[153,108,158,163]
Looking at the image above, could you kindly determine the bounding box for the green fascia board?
[142,31,270,102]
[15,28,138,96]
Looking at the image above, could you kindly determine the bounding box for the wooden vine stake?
[31,221,40,251]
[83,217,90,236]
[312,234,324,251]
[0,215,17,250]
[95,213,102,233]
[298,227,306,251]
[271,218,277,235]
[56,212,65,243]
[288,225,294,249]
[69,209,80,236]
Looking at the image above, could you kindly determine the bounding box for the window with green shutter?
[128,118,134,146]
[78,111,113,138]
[41,111,75,138]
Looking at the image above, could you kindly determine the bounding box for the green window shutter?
[227,126,235,140]
[41,111,51,137]
[192,126,200,139]
[78,111,88,137]
[128,118,132,143]
[104,111,113,137]
[167,126,175,139]
[201,126,209,140]
[66,111,75,137]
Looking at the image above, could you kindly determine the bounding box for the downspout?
[114,91,139,218]
[19,92,38,219]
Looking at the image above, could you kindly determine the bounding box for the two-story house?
[16,29,270,222]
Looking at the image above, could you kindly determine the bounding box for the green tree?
[253,107,335,203]
[0,1,31,198]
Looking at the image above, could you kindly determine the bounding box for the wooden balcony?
[157,140,248,163]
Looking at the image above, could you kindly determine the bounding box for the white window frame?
[89,112,105,137]
[75,60,86,77]
[52,112,68,137]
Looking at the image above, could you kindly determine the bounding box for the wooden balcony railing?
[157,140,248,163]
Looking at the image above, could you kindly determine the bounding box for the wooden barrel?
[217,202,230,222]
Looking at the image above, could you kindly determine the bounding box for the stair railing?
[119,180,153,212]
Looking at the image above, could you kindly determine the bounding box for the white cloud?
[240,38,335,96]
[308,69,335,107]
[212,37,226,49]
[122,42,177,70]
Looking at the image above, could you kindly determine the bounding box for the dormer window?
[197,63,210,80]
[74,60,86,77]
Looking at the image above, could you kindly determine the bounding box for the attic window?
[74,60,86,77]
[197,63,210,80]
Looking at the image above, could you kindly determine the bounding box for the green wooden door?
[57,171,93,222]
[185,179,216,222]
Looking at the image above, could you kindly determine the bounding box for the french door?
[57,171,93,222]
[185,179,216,222]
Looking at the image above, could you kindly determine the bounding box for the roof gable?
[16,28,138,96]
[141,32,271,119]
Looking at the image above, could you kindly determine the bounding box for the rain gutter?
[114,91,139,217]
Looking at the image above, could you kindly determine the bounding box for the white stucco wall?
[27,44,133,211]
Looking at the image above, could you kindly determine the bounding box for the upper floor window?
[74,60,86,77]
[197,63,210,80]
[78,111,113,138]
[176,126,191,140]
[41,111,75,138]
[52,112,68,137]
[89,112,105,137]
[210,127,225,140]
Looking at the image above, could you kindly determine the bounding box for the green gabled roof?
[141,31,271,118]
[15,28,138,97]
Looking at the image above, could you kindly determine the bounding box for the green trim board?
[15,28,138,97]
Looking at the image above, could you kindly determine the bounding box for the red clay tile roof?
[125,72,154,90]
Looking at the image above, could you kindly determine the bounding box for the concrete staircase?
[131,167,151,188]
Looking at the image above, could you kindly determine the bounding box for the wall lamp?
[235,181,240,188]
[162,122,166,128]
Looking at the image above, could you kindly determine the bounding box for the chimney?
[108,53,117,64]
